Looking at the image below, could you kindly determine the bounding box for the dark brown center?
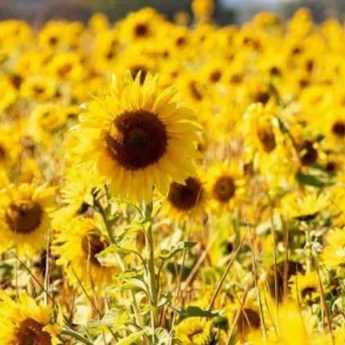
[167,177,202,211]
[257,128,276,153]
[212,176,235,203]
[10,74,23,89]
[33,86,45,95]
[15,318,51,345]
[81,232,108,266]
[332,121,345,137]
[176,36,187,47]
[254,91,270,104]
[270,66,281,77]
[236,308,261,336]
[106,110,167,170]
[58,64,72,78]
[134,23,149,37]
[0,144,6,160]
[209,70,222,83]
[187,326,204,341]
[301,286,316,298]
[6,201,43,234]
[49,36,58,46]
[189,81,203,101]
[326,161,337,173]
[299,140,318,166]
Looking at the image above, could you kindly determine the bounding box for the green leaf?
[295,172,329,188]
[213,315,229,331]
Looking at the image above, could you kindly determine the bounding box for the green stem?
[62,328,93,345]
[147,220,158,343]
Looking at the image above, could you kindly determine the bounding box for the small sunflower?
[0,183,55,257]
[47,52,84,81]
[74,72,199,201]
[119,8,164,44]
[52,162,102,230]
[161,172,207,222]
[322,228,345,268]
[241,103,283,161]
[29,103,67,146]
[53,216,118,293]
[20,75,57,102]
[280,191,329,222]
[175,317,213,345]
[0,292,60,345]
[289,271,320,304]
[206,161,245,213]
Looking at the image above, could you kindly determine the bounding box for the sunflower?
[52,162,103,230]
[206,161,245,213]
[47,52,84,81]
[74,71,199,201]
[119,8,165,44]
[0,292,60,345]
[0,125,21,169]
[161,172,207,222]
[20,75,58,102]
[289,271,320,304]
[0,75,17,113]
[322,228,345,268]
[53,216,118,293]
[174,317,213,345]
[29,103,68,146]
[0,183,55,257]
[241,103,282,158]
[280,191,329,222]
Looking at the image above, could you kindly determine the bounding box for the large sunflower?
[0,292,60,345]
[0,183,55,257]
[74,72,199,201]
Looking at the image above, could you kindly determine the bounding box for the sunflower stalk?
[144,202,159,343]
[61,327,94,345]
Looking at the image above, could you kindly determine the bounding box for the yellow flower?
[29,103,68,146]
[119,8,165,44]
[281,191,329,221]
[161,172,207,222]
[0,292,60,345]
[0,183,55,257]
[53,216,118,293]
[0,75,17,113]
[175,317,213,345]
[241,103,282,158]
[322,228,345,268]
[289,271,320,304]
[21,75,57,102]
[74,72,199,201]
[205,161,245,213]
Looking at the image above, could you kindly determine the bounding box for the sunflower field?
[2,1,345,344]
